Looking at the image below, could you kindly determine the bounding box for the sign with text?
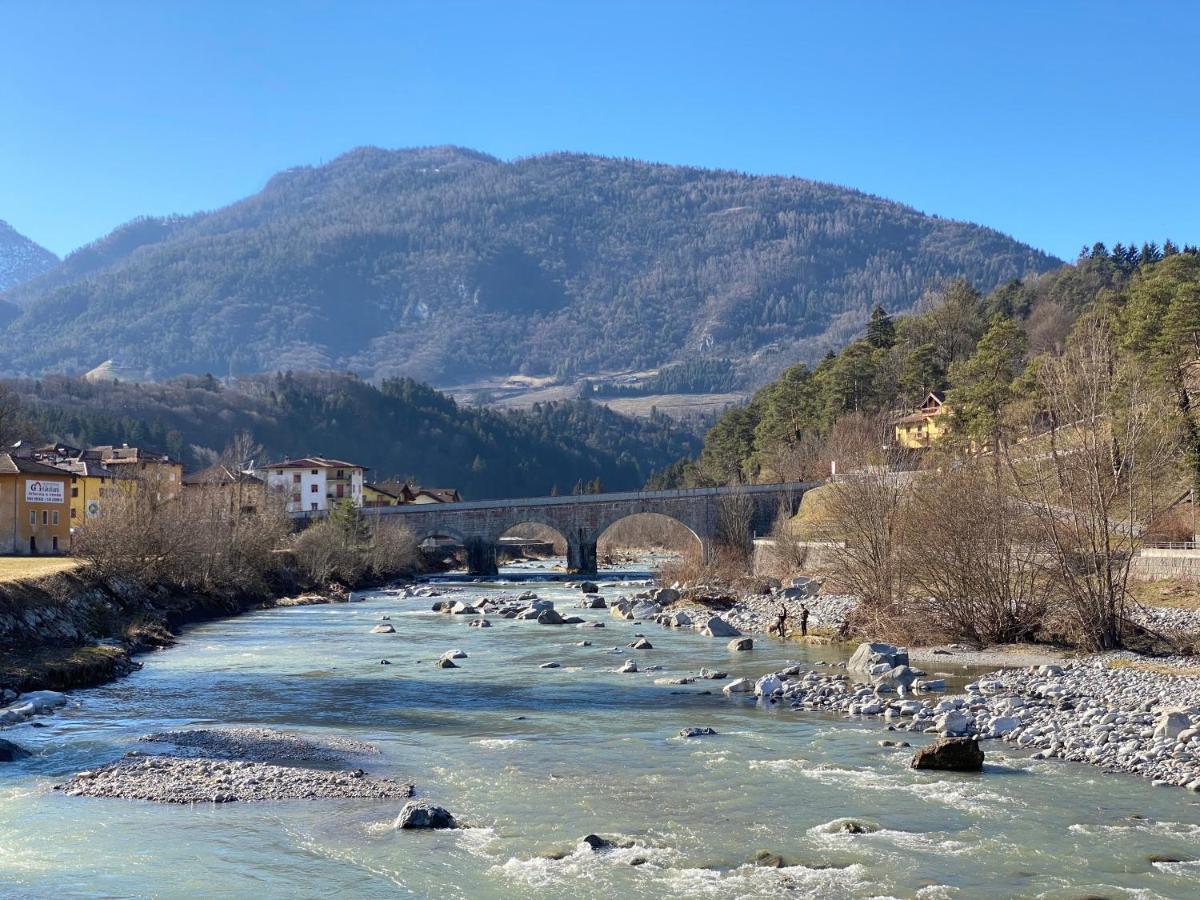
[25,479,65,504]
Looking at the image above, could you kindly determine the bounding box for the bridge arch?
[595,511,707,568]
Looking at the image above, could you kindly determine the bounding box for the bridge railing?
[289,480,821,520]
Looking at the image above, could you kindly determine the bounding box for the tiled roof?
[0,453,73,477]
[263,456,366,470]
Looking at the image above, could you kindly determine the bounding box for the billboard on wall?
[25,479,65,504]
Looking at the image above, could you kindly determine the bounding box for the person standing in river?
[800,604,809,637]
[773,604,789,639]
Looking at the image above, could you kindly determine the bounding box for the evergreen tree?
[865,304,896,350]
[947,314,1027,454]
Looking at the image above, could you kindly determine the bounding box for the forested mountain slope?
[0,147,1058,383]
[0,219,57,293]
[6,371,699,498]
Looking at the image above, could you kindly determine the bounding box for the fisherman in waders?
[800,604,810,637]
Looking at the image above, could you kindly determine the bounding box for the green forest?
[4,371,700,499]
[0,146,1056,384]
[659,241,1200,487]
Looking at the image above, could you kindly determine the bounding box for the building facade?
[0,454,73,554]
[261,457,366,513]
[893,391,952,449]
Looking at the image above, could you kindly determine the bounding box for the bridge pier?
[567,537,598,575]
[465,537,498,576]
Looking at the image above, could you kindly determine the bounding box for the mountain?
[10,371,700,498]
[0,147,1060,384]
[0,219,57,295]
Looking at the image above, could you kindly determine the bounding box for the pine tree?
[865,304,896,350]
[947,314,1026,455]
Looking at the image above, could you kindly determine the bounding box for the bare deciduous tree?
[900,462,1051,645]
[1005,317,1178,650]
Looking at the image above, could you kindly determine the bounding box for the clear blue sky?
[2,1,1197,259]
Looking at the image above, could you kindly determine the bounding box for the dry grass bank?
[0,557,81,583]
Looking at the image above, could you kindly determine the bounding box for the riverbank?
[0,566,416,697]
[655,577,1200,791]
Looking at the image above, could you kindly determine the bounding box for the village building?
[261,457,366,513]
[0,453,72,554]
[84,445,183,499]
[892,391,952,449]
[54,458,134,523]
[411,486,462,504]
[181,464,267,516]
[371,480,462,505]
[363,482,405,508]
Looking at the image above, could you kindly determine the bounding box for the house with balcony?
[261,457,366,513]
[892,391,952,449]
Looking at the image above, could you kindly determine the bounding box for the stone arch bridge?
[352,482,819,575]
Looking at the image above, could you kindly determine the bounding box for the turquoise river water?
[2,558,1200,898]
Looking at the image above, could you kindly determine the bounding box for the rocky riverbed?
[54,726,411,803]
[729,641,1200,791]
[58,756,414,803]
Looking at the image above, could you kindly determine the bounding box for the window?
[52,511,59,526]
[292,473,301,484]
[41,510,48,525]
[310,502,318,511]
[71,508,77,519]
[52,536,58,552]
[29,511,35,526]
[311,469,318,475]
[310,484,319,493]
[291,493,301,504]
[336,469,344,478]
[71,487,79,498]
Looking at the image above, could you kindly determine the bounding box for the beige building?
[0,454,72,555]
[182,464,267,516]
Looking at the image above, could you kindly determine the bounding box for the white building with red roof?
[261,456,366,513]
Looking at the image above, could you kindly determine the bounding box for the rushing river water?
[3,558,1200,899]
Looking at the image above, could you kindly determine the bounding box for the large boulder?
[395,800,458,829]
[629,637,653,650]
[910,737,984,772]
[0,738,30,762]
[755,674,784,697]
[579,594,607,609]
[728,637,753,652]
[876,664,919,692]
[722,677,754,694]
[536,609,566,625]
[848,642,909,673]
[935,710,971,736]
[1154,711,1193,741]
[698,616,741,638]
[653,587,681,604]
[370,624,396,634]
[630,602,660,620]
[579,581,599,594]
[441,648,468,660]
[666,611,692,628]
[679,727,717,738]
[449,601,478,615]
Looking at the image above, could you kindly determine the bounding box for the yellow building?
[893,391,952,449]
[86,445,183,499]
[0,454,72,555]
[55,459,135,524]
[363,483,404,508]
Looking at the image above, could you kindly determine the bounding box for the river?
[2,558,1200,898]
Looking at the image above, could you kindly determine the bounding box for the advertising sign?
[25,479,65,504]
